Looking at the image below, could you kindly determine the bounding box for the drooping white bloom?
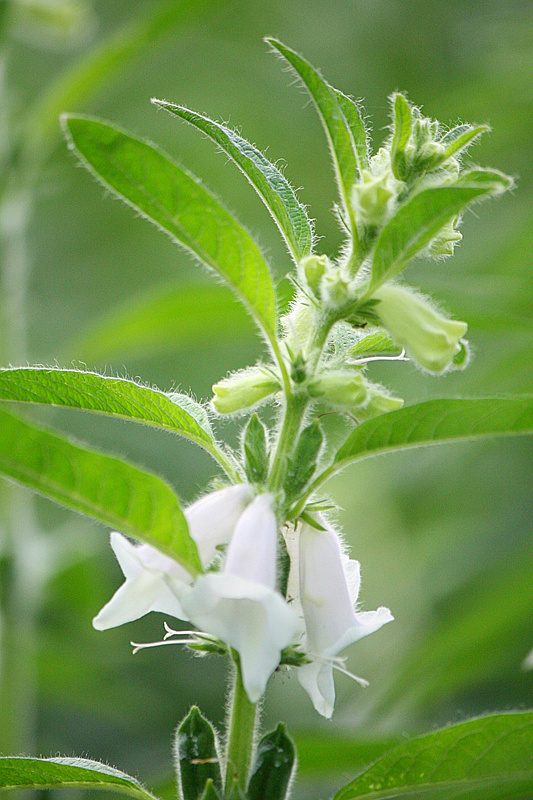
[93,484,254,631]
[180,495,299,702]
[93,487,297,705]
[295,519,393,718]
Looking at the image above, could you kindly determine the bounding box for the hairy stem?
[224,659,259,797]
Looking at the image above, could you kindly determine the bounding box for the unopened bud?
[374,284,468,373]
[299,254,329,296]
[308,371,368,410]
[351,168,398,227]
[212,367,279,414]
[427,219,463,257]
[356,384,404,420]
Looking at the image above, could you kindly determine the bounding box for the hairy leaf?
[0,367,236,476]
[266,38,363,237]
[368,169,512,292]
[152,100,314,262]
[333,396,533,471]
[0,407,202,576]
[390,93,412,180]
[0,757,158,800]
[62,115,278,344]
[335,711,533,800]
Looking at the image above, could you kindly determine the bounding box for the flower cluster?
[94,485,392,717]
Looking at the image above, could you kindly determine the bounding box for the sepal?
[212,368,280,414]
[285,420,323,496]
[247,723,296,800]
[174,706,222,800]
[243,414,269,485]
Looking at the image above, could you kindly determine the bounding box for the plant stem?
[267,393,307,499]
[224,659,259,797]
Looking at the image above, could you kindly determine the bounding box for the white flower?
[92,532,191,630]
[93,484,254,631]
[93,487,298,705]
[180,495,298,702]
[293,519,393,718]
[523,648,533,671]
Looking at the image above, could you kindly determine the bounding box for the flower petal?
[180,574,298,703]
[224,494,277,589]
[186,484,253,567]
[93,532,191,630]
[297,661,336,719]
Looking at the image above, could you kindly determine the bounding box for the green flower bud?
[356,384,404,420]
[212,367,279,414]
[351,168,398,227]
[373,284,468,373]
[299,254,329,296]
[281,301,315,359]
[308,371,368,410]
[320,266,351,308]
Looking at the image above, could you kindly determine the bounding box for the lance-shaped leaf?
[266,38,364,238]
[152,100,314,263]
[302,397,533,494]
[348,331,403,360]
[390,93,412,180]
[437,123,491,163]
[0,367,236,478]
[333,89,369,171]
[367,168,513,292]
[334,711,533,800]
[0,406,202,576]
[62,115,278,345]
[0,757,158,800]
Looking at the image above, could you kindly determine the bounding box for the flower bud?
[320,266,351,308]
[299,254,329,297]
[355,384,404,420]
[373,284,468,373]
[308,371,368,411]
[212,367,279,414]
[351,164,400,228]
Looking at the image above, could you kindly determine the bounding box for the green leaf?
[247,724,296,800]
[0,406,202,576]
[152,100,314,263]
[62,115,278,346]
[69,282,254,363]
[334,396,533,472]
[334,711,533,800]
[348,331,403,360]
[0,367,236,476]
[243,413,269,485]
[22,0,218,162]
[438,123,490,162]
[0,757,158,800]
[368,169,512,292]
[333,89,370,171]
[286,420,323,496]
[295,735,398,777]
[390,93,412,180]
[174,707,222,800]
[266,38,363,236]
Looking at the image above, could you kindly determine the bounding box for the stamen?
[351,348,408,365]
[309,653,369,688]
[132,623,222,655]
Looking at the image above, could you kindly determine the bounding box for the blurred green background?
[1,1,532,798]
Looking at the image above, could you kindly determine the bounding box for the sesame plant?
[1,37,533,800]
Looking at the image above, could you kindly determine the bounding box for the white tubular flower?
[296,519,393,718]
[373,284,468,373]
[180,495,299,703]
[93,532,192,630]
[186,483,254,566]
[93,484,254,630]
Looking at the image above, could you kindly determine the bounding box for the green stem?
[224,659,259,797]
[267,393,307,498]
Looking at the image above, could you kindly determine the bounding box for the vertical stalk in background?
[0,16,41,756]
[224,659,259,797]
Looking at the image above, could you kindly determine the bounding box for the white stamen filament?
[131,624,222,655]
[309,653,370,688]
